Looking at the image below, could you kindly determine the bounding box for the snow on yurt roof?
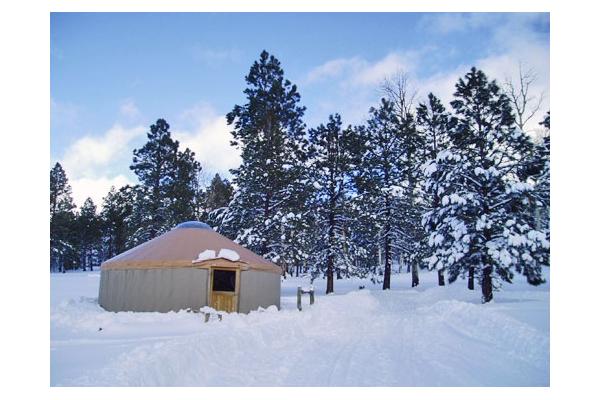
[100,221,281,274]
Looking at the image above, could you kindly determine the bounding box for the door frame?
[208,266,240,312]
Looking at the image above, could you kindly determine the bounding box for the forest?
[50,50,550,303]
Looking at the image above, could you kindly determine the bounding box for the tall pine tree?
[50,162,77,272]
[76,198,102,270]
[130,118,178,241]
[130,118,203,241]
[418,93,453,286]
[356,99,405,290]
[307,113,362,293]
[222,50,309,269]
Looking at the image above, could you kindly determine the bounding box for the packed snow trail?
[51,270,549,386]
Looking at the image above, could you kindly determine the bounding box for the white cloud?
[353,53,415,86]
[70,175,134,209]
[172,103,240,179]
[119,98,141,119]
[61,124,145,179]
[306,57,361,83]
[303,52,419,126]
[305,52,415,88]
[59,123,145,208]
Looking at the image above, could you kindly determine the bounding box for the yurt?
[98,221,282,313]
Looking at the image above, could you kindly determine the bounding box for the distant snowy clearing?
[51,269,549,386]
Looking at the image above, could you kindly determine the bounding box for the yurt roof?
[100,222,282,274]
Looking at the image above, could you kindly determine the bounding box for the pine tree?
[307,114,362,293]
[429,68,548,303]
[356,99,405,290]
[50,162,75,216]
[418,93,453,286]
[222,50,309,269]
[124,185,151,249]
[201,173,234,228]
[50,162,77,272]
[130,119,202,239]
[101,185,136,259]
[394,112,427,288]
[205,173,234,211]
[76,198,103,270]
[130,118,179,240]
[534,112,550,231]
[169,147,202,225]
[514,111,550,277]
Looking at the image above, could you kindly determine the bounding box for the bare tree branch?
[504,62,545,132]
[380,71,418,119]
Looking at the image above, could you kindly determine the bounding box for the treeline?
[49,123,234,272]
[50,50,549,302]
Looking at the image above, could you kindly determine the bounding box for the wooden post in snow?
[297,286,315,311]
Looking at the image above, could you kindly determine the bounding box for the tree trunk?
[382,228,392,290]
[326,205,335,293]
[336,268,342,279]
[468,266,474,290]
[326,254,334,294]
[437,269,445,286]
[482,266,493,303]
[411,260,419,287]
[261,191,271,256]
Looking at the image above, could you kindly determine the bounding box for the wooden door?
[209,268,239,313]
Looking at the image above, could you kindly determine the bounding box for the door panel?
[211,291,237,312]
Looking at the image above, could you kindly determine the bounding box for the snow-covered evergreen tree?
[222,50,310,269]
[356,99,405,290]
[418,93,453,286]
[307,113,362,293]
[528,112,550,232]
[50,162,77,272]
[76,197,103,270]
[201,173,234,229]
[394,112,427,287]
[427,68,548,302]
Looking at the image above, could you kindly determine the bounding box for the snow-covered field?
[50,268,549,386]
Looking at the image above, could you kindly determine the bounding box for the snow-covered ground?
[50,268,549,386]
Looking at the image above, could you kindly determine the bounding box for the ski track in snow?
[50,270,549,386]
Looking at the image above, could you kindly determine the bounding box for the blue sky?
[50,12,549,207]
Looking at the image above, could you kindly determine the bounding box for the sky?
[50,12,550,208]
